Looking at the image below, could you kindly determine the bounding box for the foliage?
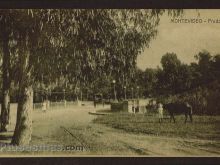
[0,9,176,101]
[159,80,220,115]
[133,50,220,115]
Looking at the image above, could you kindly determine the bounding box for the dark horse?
[163,102,193,123]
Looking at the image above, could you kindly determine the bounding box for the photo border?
[0,0,219,164]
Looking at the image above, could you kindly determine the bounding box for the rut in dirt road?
[60,126,91,151]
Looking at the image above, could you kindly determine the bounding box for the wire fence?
[33,101,94,110]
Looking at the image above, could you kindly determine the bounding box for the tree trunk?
[0,17,11,132]
[1,89,10,132]
[11,34,33,145]
[11,85,33,145]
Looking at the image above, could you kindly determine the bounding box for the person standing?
[42,100,47,112]
[94,95,97,108]
[158,103,163,123]
[186,102,193,122]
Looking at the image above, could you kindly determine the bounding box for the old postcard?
[0,9,219,157]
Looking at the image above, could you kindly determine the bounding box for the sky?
[137,9,220,70]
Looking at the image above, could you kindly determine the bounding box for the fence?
[33,101,94,110]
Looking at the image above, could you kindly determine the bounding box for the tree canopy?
[0,9,183,145]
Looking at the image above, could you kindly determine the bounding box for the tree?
[160,53,181,94]
[212,54,220,80]
[194,50,214,84]
[0,12,12,132]
[2,9,55,145]
[142,68,157,97]
[176,64,193,92]
[102,10,164,93]
[0,9,181,145]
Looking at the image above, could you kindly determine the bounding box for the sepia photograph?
[0,9,219,157]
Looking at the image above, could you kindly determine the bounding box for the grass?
[93,112,220,141]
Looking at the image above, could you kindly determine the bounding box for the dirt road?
[31,104,220,156]
[1,103,220,156]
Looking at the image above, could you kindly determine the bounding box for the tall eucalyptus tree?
[0,9,181,145]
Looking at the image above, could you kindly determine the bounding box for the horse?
[163,102,193,123]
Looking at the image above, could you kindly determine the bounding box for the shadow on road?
[0,131,13,144]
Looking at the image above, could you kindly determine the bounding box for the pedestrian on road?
[42,100,47,112]
[158,103,163,123]
[94,95,97,108]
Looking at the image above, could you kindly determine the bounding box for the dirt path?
[31,105,220,156]
[1,104,219,156]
